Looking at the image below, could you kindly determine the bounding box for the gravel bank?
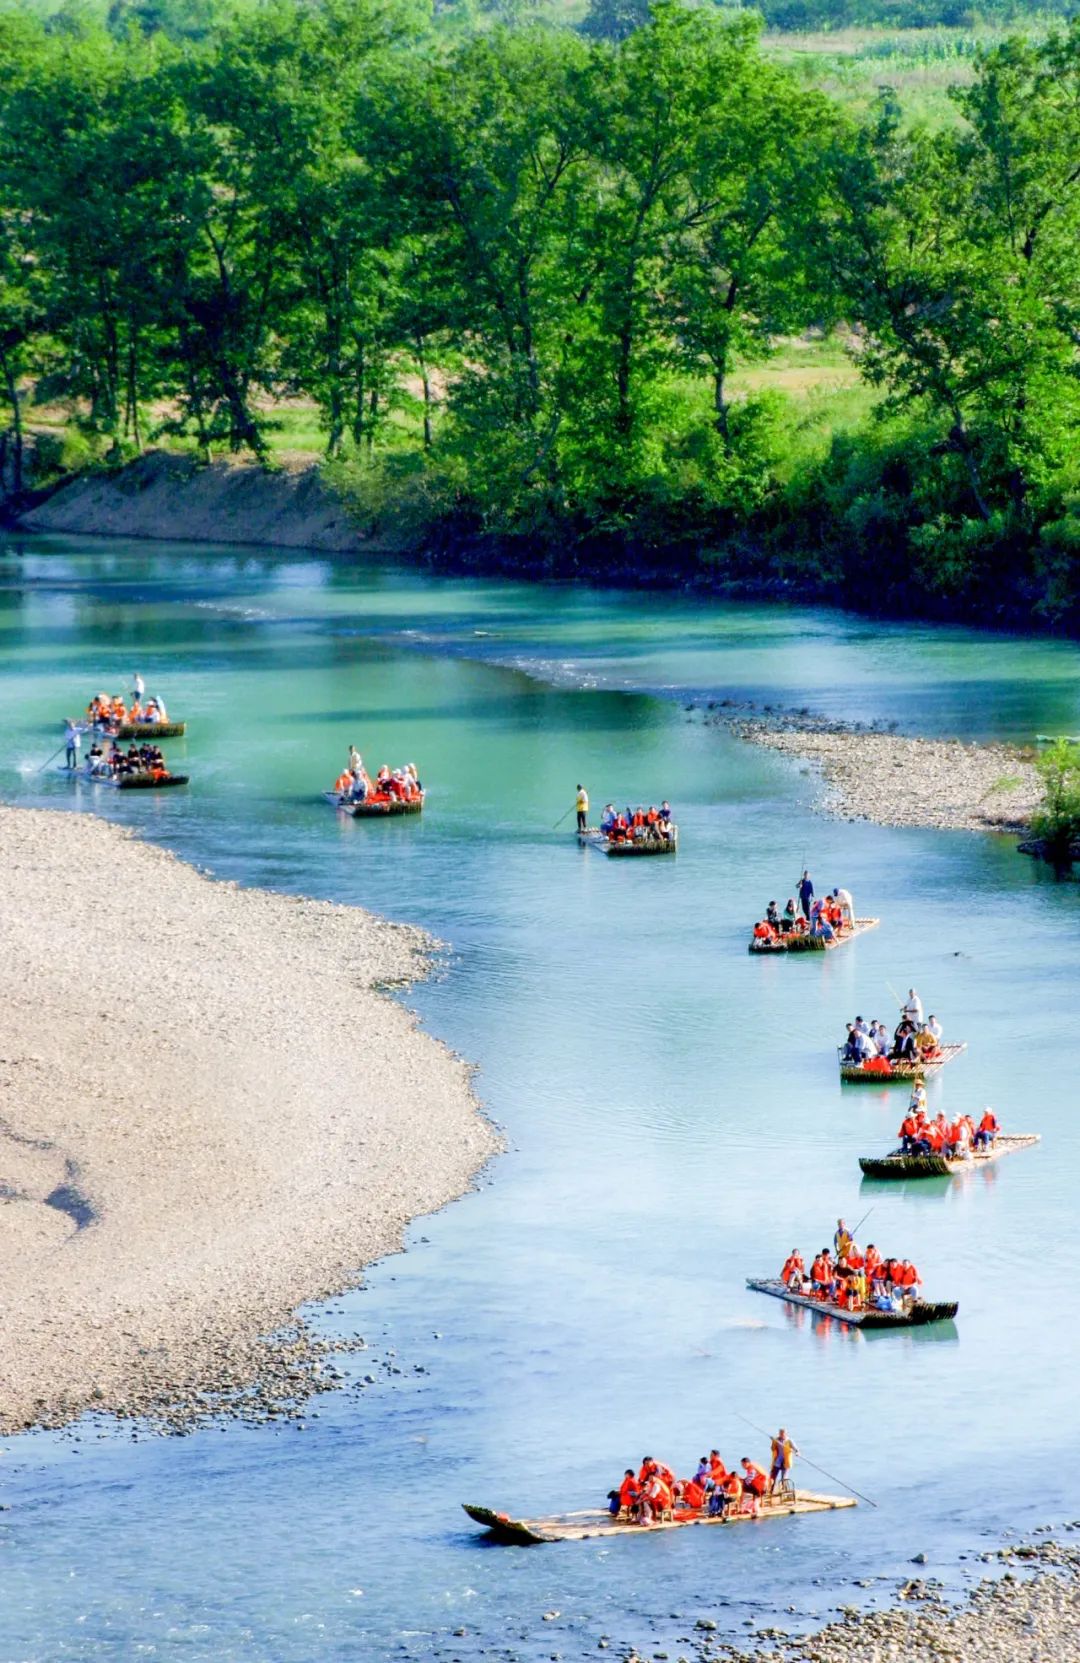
[0,805,498,1434]
[718,1540,1080,1663]
[705,707,1041,834]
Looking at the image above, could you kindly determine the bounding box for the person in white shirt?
[132,671,145,704]
[832,886,854,928]
[926,1014,942,1042]
[902,988,923,1025]
[64,719,83,770]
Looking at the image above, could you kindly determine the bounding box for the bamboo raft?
[114,721,186,740]
[838,1042,966,1083]
[749,917,879,954]
[578,827,678,857]
[117,772,188,790]
[322,790,424,816]
[67,766,188,789]
[462,1490,856,1545]
[747,1277,958,1328]
[348,795,423,817]
[859,1133,1039,1180]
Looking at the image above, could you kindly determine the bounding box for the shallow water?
[2,535,1080,1662]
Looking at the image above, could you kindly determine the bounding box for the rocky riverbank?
[719,1539,1080,1663]
[703,704,1042,834]
[0,805,498,1434]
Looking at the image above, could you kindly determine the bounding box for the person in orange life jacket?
[898,1260,920,1297]
[641,1471,673,1522]
[742,1463,765,1503]
[707,1450,727,1486]
[974,1107,999,1150]
[753,920,776,941]
[608,1469,639,1517]
[810,1251,831,1294]
[949,1115,971,1157]
[899,1110,920,1154]
[676,1476,706,1512]
[781,1250,804,1287]
[740,1459,767,1514]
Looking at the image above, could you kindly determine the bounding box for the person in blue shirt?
[798,870,814,917]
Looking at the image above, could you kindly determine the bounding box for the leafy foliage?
[2,0,1080,629]
[1031,739,1080,859]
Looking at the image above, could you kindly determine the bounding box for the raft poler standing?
[902,986,923,1025]
[575,783,589,833]
[768,1428,800,1496]
[131,670,144,706]
[63,718,84,770]
[798,869,814,918]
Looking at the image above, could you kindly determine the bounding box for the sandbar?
[0,805,497,1433]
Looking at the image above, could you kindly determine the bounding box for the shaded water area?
[2,535,1080,1662]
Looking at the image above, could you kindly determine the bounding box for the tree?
[818,26,1080,546]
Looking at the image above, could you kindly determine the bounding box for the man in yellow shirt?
[575,784,589,833]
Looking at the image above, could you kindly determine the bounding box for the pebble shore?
[0,805,499,1434]
[590,1541,1080,1663]
[721,1540,1080,1663]
[702,705,1042,834]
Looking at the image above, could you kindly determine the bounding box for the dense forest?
[1,0,1080,624]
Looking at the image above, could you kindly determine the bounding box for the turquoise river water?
[2,534,1080,1663]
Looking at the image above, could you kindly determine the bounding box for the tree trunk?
[713,366,730,444]
[948,421,991,522]
[125,333,142,450]
[415,331,433,449]
[352,340,366,450]
[366,382,379,455]
[0,346,24,496]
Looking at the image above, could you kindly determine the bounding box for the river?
[2,534,1079,1663]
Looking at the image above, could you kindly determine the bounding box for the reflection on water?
[0,535,1078,1662]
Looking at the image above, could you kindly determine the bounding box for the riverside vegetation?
[2,0,1080,626]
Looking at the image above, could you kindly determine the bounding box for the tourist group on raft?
[780,1219,922,1315]
[329,745,423,805]
[897,1086,999,1157]
[81,739,169,781]
[841,989,944,1070]
[608,1435,799,1525]
[572,784,675,845]
[84,674,170,732]
[63,675,176,779]
[752,871,854,944]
